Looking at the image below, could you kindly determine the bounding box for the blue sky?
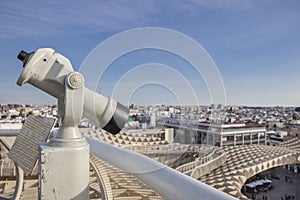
[0,0,299,106]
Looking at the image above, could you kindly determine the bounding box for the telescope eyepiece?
[17,50,28,62]
[17,50,35,67]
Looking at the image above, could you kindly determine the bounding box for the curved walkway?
[1,127,299,200]
[87,131,300,200]
[198,144,300,199]
[87,130,164,200]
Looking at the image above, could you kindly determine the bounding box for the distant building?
[197,122,267,147]
[150,112,156,127]
[267,130,288,145]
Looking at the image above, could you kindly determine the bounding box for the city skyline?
[0,1,299,106]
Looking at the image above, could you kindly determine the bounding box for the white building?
[197,122,267,147]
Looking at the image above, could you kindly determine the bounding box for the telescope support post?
[39,72,90,200]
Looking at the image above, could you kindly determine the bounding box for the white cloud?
[164,0,277,13]
[0,1,157,38]
[0,0,284,39]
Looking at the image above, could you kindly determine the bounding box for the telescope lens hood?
[102,102,129,135]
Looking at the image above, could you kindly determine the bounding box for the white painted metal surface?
[85,136,237,200]
[16,48,129,199]
[38,71,90,200]
[39,138,90,200]
[17,48,129,134]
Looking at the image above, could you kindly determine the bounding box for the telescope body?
[17,48,129,134]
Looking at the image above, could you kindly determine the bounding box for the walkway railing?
[190,150,227,179]
[175,150,215,175]
[175,149,227,179]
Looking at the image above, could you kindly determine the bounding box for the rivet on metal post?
[68,72,84,89]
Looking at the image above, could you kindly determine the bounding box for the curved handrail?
[90,156,113,200]
[175,150,215,174]
[190,151,227,179]
[13,163,24,200]
[85,136,236,200]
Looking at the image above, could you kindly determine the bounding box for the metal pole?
[85,136,236,200]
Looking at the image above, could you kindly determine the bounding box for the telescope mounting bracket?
[56,72,84,140]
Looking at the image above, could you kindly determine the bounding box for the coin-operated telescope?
[16,48,129,200]
[17,48,129,135]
